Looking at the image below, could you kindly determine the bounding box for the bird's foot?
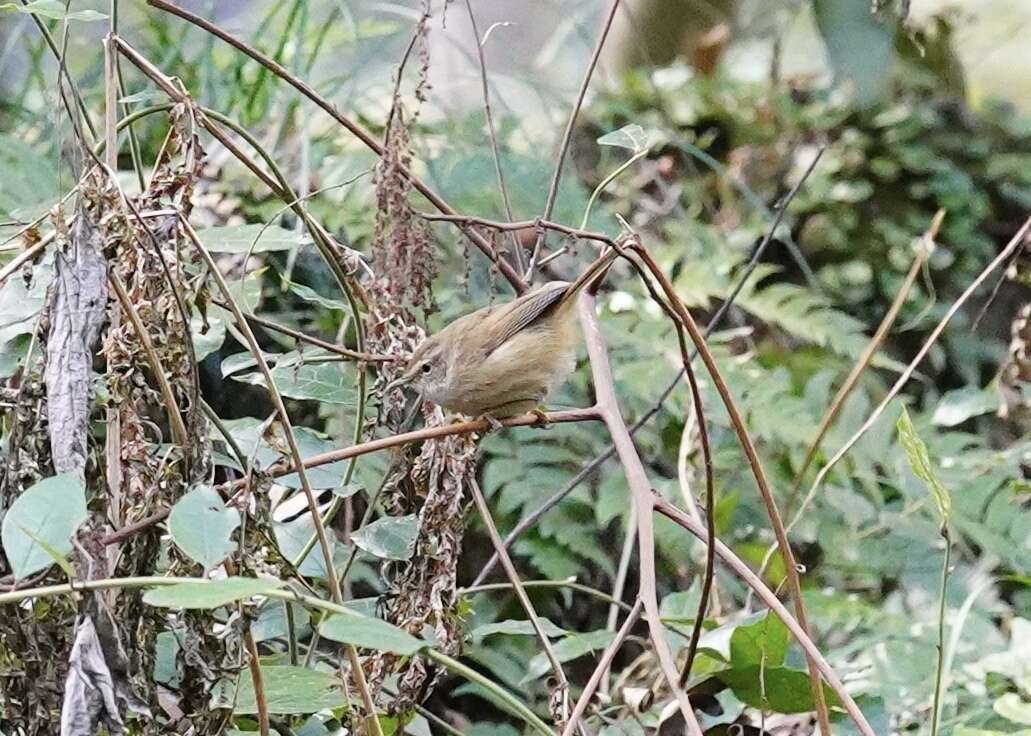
[531,408,553,429]
[476,413,506,434]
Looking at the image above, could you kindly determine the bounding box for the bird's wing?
[482,282,569,355]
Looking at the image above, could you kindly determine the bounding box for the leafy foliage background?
[1,1,1030,734]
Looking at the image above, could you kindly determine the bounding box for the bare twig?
[210,299,396,363]
[145,0,527,293]
[469,478,572,723]
[527,0,622,278]
[783,209,942,517]
[576,294,703,736]
[561,598,644,736]
[627,240,832,736]
[243,630,271,736]
[224,408,602,491]
[654,497,875,736]
[462,0,522,273]
[792,215,1031,530]
[420,212,617,247]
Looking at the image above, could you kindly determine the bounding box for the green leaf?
[142,577,284,609]
[285,280,349,311]
[0,271,47,343]
[16,525,76,579]
[0,136,60,220]
[191,311,226,362]
[471,618,567,642]
[597,124,651,153]
[350,514,418,560]
[0,1,106,21]
[275,426,355,490]
[319,613,426,655]
[233,665,347,715]
[251,600,311,643]
[153,630,181,687]
[196,224,299,253]
[717,665,838,714]
[0,474,86,579]
[729,611,789,668]
[167,485,241,568]
[525,629,615,681]
[896,408,951,524]
[234,361,357,404]
[932,385,1000,427]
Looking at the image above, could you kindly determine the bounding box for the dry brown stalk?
[654,497,874,736]
[627,239,834,736]
[576,294,704,736]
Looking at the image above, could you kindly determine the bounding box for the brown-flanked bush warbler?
[386,248,618,420]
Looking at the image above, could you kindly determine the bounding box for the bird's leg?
[475,413,506,433]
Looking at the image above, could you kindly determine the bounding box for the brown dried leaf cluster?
[362,44,480,708]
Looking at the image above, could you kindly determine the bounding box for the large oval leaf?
[1,474,86,579]
[168,485,241,568]
[143,577,284,609]
[233,665,347,715]
[319,613,425,655]
[350,514,418,561]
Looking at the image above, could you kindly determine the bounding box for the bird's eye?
[420,362,432,374]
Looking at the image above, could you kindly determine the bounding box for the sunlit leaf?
[597,124,651,153]
[472,618,567,642]
[729,610,789,668]
[932,385,999,427]
[319,613,426,655]
[197,224,298,253]
[234,361,357,404]
[233,665,347,715]
[525,629,615,681]
[717,665,839,714]
[897,408,951,524]
[0,474,86,579]
[0,1,106,21]
[168,485,241,568]
[350,514,418,560]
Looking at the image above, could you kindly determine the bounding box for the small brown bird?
[387,249,618,420]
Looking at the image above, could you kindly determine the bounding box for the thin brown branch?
[244,624,271,736]
[145,0,527,293]
[180,219,382,735]
[107,271,189,447]
[419,212,617,247]
[561,598,644,736]
[469,478,572,722]
[793,214,1031,528]
[461,0,522,273]
[628,240,832,736]
[224,407,601,492]
[576,294,703,736]
[654,497,875,736]
[527,0,621,277]
[209,298,397,363]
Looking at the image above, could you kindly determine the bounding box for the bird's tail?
[560,247,620,306]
